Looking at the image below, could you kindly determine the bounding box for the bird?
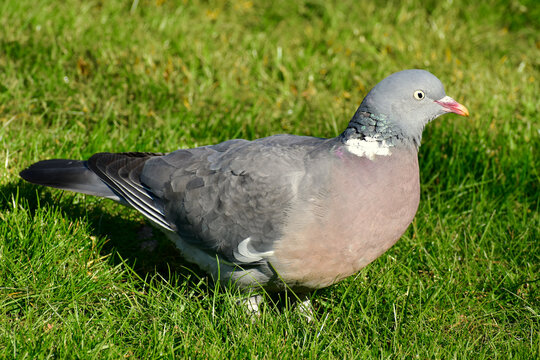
[20,69,468,311]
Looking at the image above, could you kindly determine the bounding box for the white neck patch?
[344,137,393,160]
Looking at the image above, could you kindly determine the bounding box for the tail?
[20,159,121,200]
[19,152,174,231]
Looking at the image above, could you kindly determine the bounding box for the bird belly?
[270,151,420,290]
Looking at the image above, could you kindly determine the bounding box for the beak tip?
[436,96,469,117]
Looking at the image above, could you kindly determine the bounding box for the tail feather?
[19,159,121,201]
[19,153,174,231]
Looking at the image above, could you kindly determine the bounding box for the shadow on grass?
[2,180,210,293]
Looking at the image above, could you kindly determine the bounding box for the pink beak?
[435,96,470,117]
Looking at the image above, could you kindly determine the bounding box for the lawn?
[0,0,538,358]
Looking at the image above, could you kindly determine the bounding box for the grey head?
[342,69,469,148]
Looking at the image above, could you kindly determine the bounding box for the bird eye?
[413,90,425,100]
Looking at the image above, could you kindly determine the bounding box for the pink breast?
[270,149,420,289]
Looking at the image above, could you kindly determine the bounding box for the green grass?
[0,0,538,358]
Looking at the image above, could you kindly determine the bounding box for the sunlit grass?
[0,0,538,358]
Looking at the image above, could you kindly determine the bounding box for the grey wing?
[141,135,325,265]
[86,152,174,231]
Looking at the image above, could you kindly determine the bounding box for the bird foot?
[239,294,264,318]
[238,293,315,321]
[296,297,315,322]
